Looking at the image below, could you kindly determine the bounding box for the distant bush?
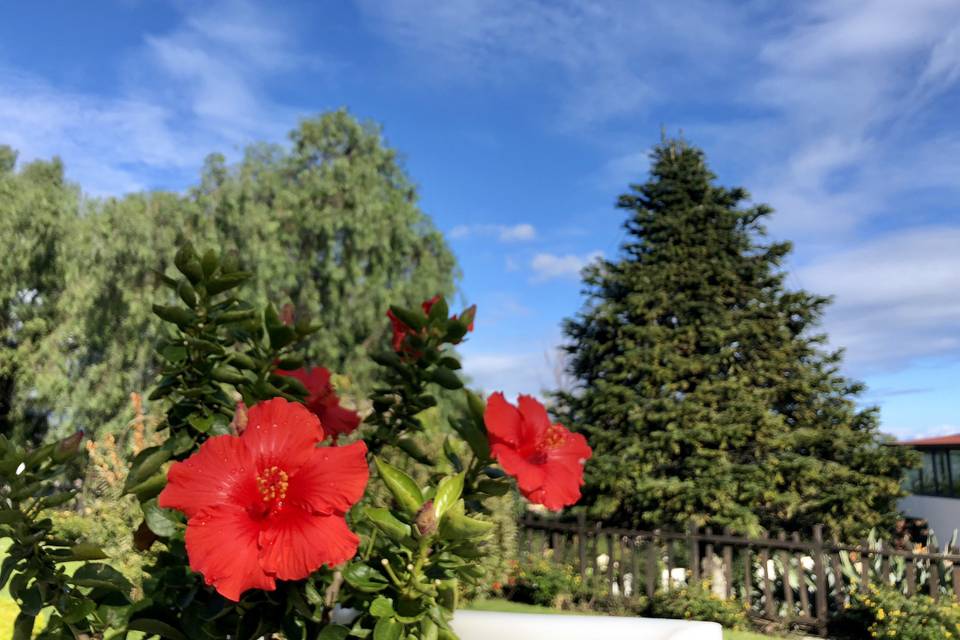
[503,558,586,608]
[646,582,748,630]
[830,584,960,640]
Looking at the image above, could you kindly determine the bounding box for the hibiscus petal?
[258,508,360,581]
[517,395,551,443]
[159,434,256,519]
[320,403,362,437]
[184,504,275,601]
[286,441,369,515]
[491,443,546,494]
[243,398,324,472]
[484,392,522,446]
[534,458,585,511]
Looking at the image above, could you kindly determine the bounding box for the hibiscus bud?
[231,399,248,435]
[414,500,438,537]
[53,430,84,462]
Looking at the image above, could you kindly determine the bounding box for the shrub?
[830,584,960,639]
[505,559,585,608]
[647,581,749,630]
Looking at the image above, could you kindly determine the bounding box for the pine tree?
[555,138,914,537]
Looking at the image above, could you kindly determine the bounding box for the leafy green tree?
[555,138,914,537]
[0,149,77,442]
[187,110,459,392]
[4,110,458,441]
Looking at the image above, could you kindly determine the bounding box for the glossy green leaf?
[373,617,403,640]
[365,507,412,541]
[374,458,424,516]
[433,473,464,520]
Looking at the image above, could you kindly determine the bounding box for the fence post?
[646,531,658,598]
[689,523,701,583]
[812,524,828,637]
[930,544,941,601]
[859,537,870,594]
[722,528,733,600]
[577,512,587,582]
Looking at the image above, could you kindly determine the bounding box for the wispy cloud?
[530,251,602,282]
[798,227,960,372]
[355,0,750,131]
[450,223,536,242]
[0,0,315,194]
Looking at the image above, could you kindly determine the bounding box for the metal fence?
[520,515,960,636]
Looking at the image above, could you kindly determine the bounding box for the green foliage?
[2,110,458,444]
[555,137,916,537]
[503,559,585,608]
[0,431,133,640]
[647,583,748,630]
[830,585,960,639]
[0,150,76,443]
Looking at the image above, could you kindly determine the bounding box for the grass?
[464,598,785,639]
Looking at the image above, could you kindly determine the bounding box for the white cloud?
[355,0,748,131]
[449,223,536,242]
[798,227,960,372]
[0,0,313,194]
[530,251,602,282]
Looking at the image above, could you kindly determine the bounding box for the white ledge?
[452,609,723,639]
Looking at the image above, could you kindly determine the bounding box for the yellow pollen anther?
[256,466,290,505]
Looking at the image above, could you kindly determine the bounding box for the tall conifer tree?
[556,139,914,536]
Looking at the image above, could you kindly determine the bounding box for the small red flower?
[484,393,591,511]
[386,296,475,353]
[274,367,361,440]
[158,398,369,601]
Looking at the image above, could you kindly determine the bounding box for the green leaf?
[370,596,395,618]
[0,556,18,591]
[210,365,247,385]
[317,625,350,640]
[427,297,448,324]
[40,491,77,509]
[152,304,196,328]
[431,366,462,390]
[443,437,462,472]
[206,272,252,296]
[63,542,108,561]
[342,563,390,593]
[201,248,219,278]
[268,324,298,350]
[433,473,464,520]
[465,390,485,423]
[439,511,494,541]
[127,618,189,640]
[388,306,424,331]
[142,499,181,537]
[177,280,197,308]
[0,509,21,525]
[61,598,97,624]
[68,563,133,595]
[476,479,510,497]
[124,446,171,492]
[449,418,490,461]
[365,507,412,541]
[373,617,402,640]
[396,437,433,465]
[374,458,424,516]
[126,470,167,502]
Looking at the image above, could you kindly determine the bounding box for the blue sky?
[2,1,959,439]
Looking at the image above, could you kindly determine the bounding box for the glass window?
[937,450,953,496]
[950,450,960,496]
[922,451,937,495]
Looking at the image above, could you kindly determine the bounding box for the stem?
[12,612,35,640]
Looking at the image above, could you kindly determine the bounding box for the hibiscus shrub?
[0,242,591,640]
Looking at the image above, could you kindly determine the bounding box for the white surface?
[899,494,960,543]
[452,610,723,640]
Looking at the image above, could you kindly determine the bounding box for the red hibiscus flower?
[274,366,361,440]
[158,398,369,601]
[484,392,591,511]
[387,295,476,353]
